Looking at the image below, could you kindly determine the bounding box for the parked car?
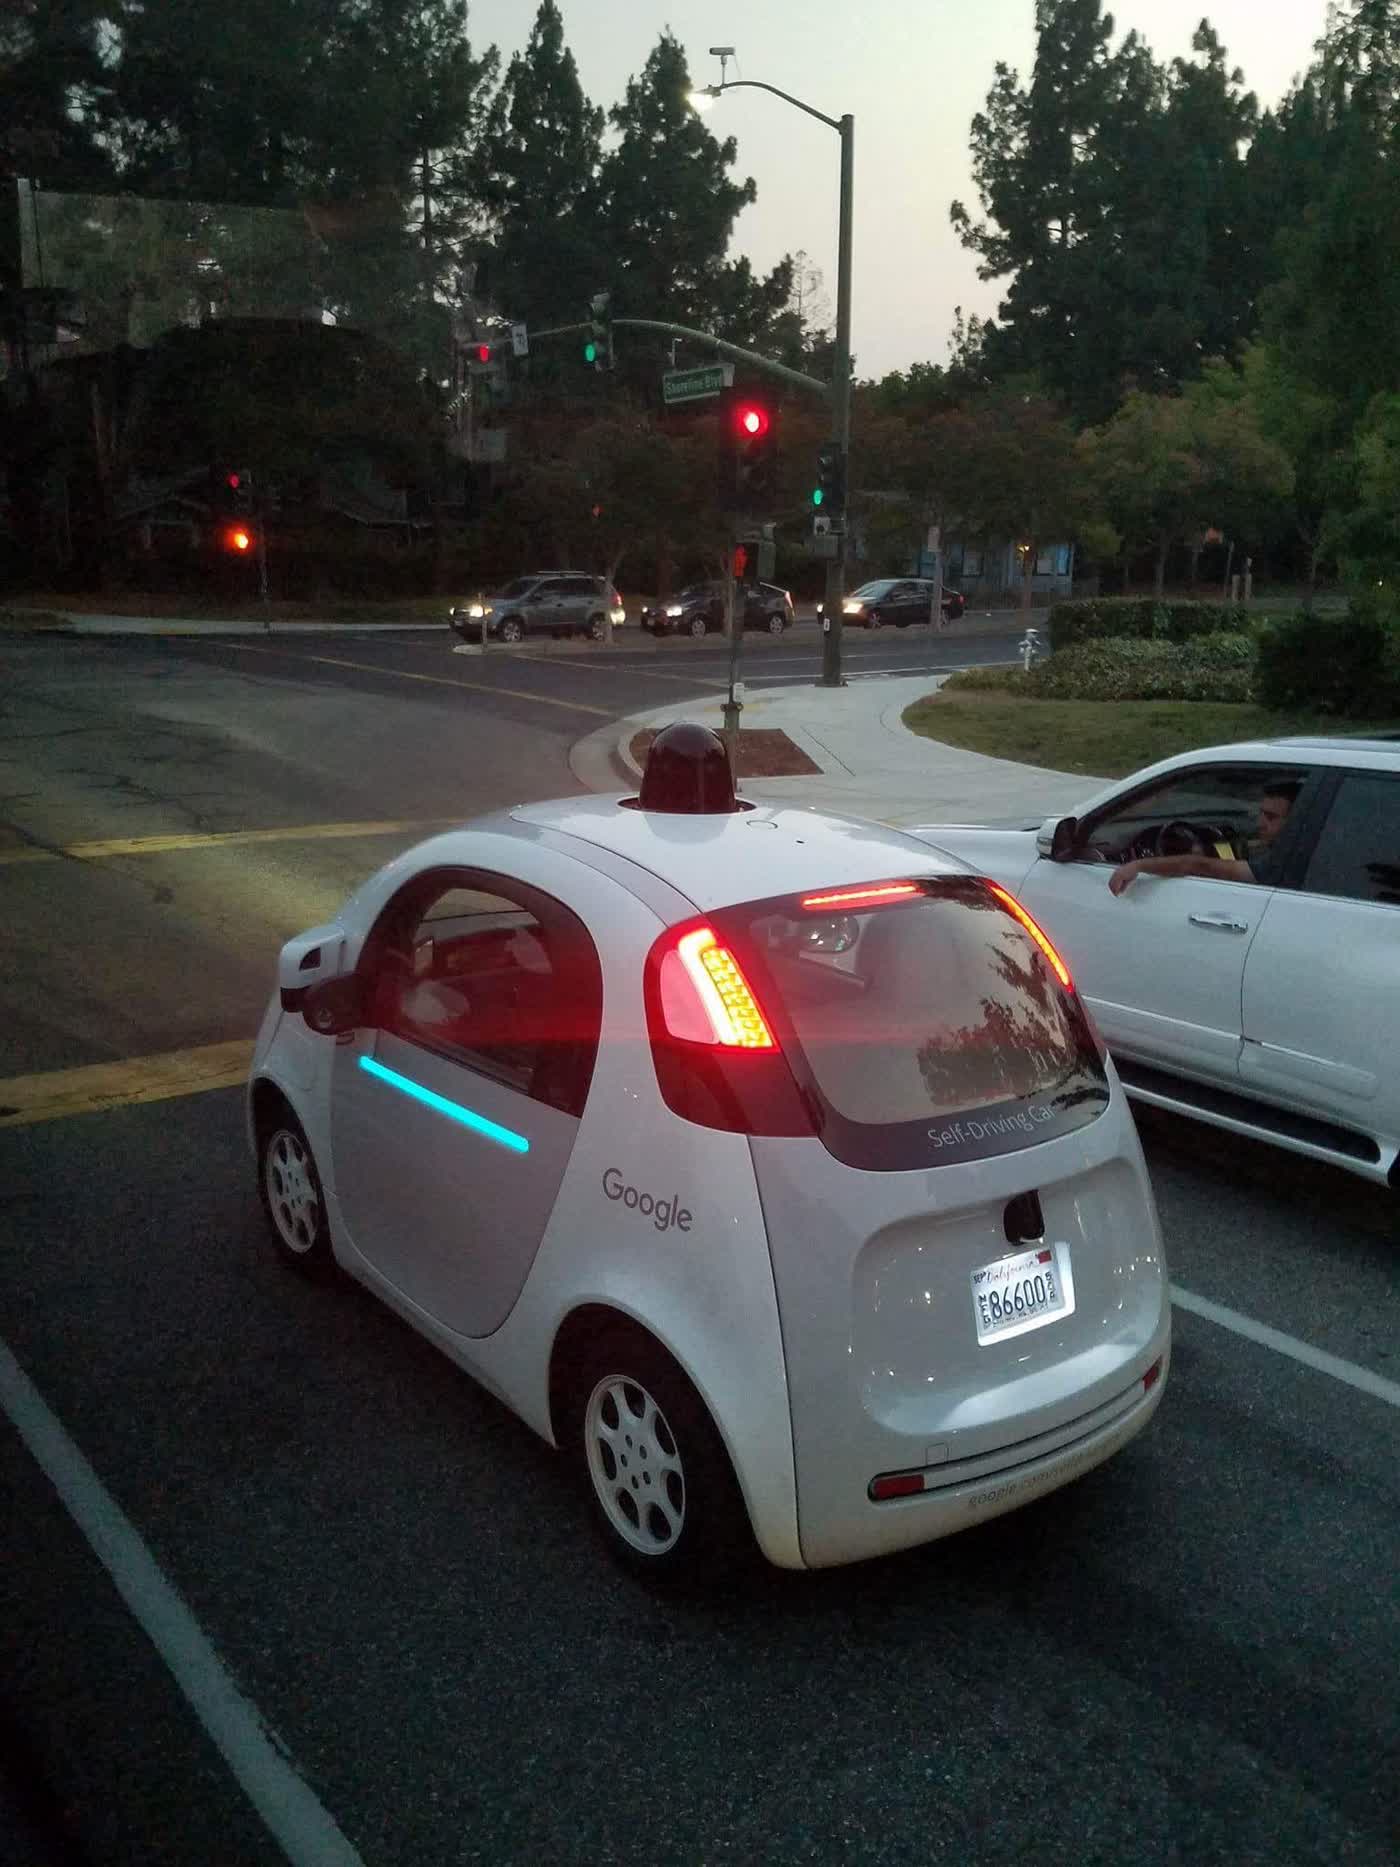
[449,572,625,643]
[640,579,794,638]
[250,724,1169,1582]
[912,735,1400,1191]
[816,578,966,629]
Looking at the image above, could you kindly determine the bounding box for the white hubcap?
[265,1129,319,1254]
[584,1374,686,1556]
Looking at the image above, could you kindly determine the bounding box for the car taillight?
[671,926,775,1048]
[801,881,920,911]
[645,919,812,1136]
[984,881,1073,990]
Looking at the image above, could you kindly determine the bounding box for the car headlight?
[665,604,684,617]
[842,601,864,615]
[610,606,626,624]
[466,603,490,619]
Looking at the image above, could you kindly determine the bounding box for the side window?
[1078,766,1313,873]
[533,580,565,601]
[1301,774,1400,905]
[366,873,603,1116]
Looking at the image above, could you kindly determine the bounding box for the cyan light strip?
[358,1054,530,1154]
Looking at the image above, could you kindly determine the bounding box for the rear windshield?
[718,878,1108,1170]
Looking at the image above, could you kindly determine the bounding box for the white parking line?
[0,1337,366,1867]
[1171,1284,1400,1408]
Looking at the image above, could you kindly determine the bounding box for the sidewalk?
[569,673,1101,827]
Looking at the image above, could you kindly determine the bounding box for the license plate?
[971,1243,1072,1345]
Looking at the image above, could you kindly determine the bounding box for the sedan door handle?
[1188,913,1250,934]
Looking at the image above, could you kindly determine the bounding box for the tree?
[951,4,1260,421]
[477,0,604,329]
[1082,381,1292,594]
[1329,392,1400,611]
[0,1,115,187]
[596,33,793,374]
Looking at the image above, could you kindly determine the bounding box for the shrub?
[1025,635,1256,703]
[940,665,1033,695]
[1048,596,1247,651]
[1254,608,1400,716]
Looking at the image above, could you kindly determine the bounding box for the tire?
[688,614,708,639]
[257,1100,334,1279]
[499,616,524,644]
[588,612,607,641]
[894,615,910,628]
[567,1327,753,1583]
[867,609,884,629]
[767,613,785,635]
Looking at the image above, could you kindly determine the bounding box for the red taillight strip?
[985,881,1073,990]
[801,881,921,910]
[675,926,775,1049]
[870,1472,926,1501]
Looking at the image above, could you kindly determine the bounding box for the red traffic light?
[225,525,252,553]
[735,403,770,438]
[474,343,491,364]
[226,472,240,489]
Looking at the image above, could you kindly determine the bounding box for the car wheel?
[569,1327,752,1583]
[588,612,607,641]
[767,613,785,635]
[499,616,524,644]
[688,614,708,639]
[257,1100,333,1279]
[867,609,884,629]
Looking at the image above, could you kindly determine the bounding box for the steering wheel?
[1134,820,1226,859]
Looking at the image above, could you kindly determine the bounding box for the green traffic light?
[812,487,824,507]
[584,340,598,364]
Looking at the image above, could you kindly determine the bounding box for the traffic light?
[585,291,612,369]
[223,523,254,554]
[813,441,845,518]
[719,390,778,514]
[218,467,253,510]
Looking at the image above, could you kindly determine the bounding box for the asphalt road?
[1,628,1396,1867]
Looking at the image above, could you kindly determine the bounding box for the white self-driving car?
[248,725,1170,1579]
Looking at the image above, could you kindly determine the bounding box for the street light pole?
[821,112,854,688]
[693,72,854,688]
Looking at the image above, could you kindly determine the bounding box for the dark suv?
[640,580,795,638]
[449,573,625,643]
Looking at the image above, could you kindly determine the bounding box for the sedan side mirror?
[1036,814,1078,861]
[302,975,366,1037]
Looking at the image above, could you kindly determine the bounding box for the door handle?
[1188,913,1249,934]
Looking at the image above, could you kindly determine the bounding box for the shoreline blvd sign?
[663,364,734,406]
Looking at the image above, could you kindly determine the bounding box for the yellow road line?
[0,1039,255,1128]
[0,817,455,869]
[220,641,614,716]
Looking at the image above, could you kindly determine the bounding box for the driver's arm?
[1109,853,1254,895]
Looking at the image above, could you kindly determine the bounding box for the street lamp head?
[686,87,719,111]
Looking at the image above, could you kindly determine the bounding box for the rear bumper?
[794,1323,1170,1569]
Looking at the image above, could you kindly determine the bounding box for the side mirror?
[277,923,344,1003]
[302,975,365,1037]
[1036,815,1078,861]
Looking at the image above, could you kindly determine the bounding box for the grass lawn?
[902,690,1399,778]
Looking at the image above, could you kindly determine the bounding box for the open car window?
[1077,765,1314,871]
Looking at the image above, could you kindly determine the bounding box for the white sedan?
[914,735,1400,1193]
[248,726,1169,1581]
